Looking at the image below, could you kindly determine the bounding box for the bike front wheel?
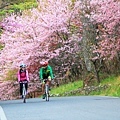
[22,84,27,103]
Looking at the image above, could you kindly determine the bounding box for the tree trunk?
[93,61,100,83]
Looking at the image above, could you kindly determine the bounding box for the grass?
[96,75,120,97]
[51,80,83,95]
[51,75,120,97]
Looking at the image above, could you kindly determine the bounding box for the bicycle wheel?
[45,84,49,101]
[23,84,26,103]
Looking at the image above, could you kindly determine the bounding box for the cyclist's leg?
[19,82,23,95]
[42,82,45,94]
[25,82,28,93]
[42,82,46,99]
[47,80,51,90]
[42,76,47,99]
[47,74,52,90]
[19,82,23,98]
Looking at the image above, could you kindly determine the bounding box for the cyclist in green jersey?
[39,61,54,99]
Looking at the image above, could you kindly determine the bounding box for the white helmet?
[20,63,26,68]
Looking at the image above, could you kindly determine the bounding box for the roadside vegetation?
[0,44,4,50]
[51,80,83,96]
[51,75,120,97]
[0,0,37,19]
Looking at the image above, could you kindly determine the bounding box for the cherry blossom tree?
[0,0,80,81]
[0,0,83,100]
[90,0,120,60]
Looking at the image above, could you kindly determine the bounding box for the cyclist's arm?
[48,66,54,79]
[17,70,20,82]
[39,68,43,80]
[26,70,30,82]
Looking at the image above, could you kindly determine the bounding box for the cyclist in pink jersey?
[17,63,29,98]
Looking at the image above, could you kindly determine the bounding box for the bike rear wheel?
[45,85,49,101]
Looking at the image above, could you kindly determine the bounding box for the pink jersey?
[17,70,29,82]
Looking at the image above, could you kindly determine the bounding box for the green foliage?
[71,0,77,3]
[4,69,18,81]
[51,80,83,95]
[0,44,4,50]
[0,0,37,17]
[10,2,38,12]
[0,10,6,16]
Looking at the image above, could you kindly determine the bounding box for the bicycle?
[20,81,28,103]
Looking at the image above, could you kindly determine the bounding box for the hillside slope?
[50,75,120,97]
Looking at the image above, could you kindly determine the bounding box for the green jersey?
[39,65,54,80]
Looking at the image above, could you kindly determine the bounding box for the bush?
[4,69,18,81]
[0,44,4,50]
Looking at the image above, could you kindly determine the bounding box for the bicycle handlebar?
[19,81,28,83]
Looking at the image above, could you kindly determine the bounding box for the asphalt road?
[0,96,120,120]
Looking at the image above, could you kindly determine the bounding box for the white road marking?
[0,106,7,120]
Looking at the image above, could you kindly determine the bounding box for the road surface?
[0,96,120,120]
